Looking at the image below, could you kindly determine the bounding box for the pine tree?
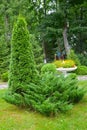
[8,16,38,92]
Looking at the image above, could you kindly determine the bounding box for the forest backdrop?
[0,0,87,76]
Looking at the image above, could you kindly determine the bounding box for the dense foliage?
[53,60,75,68]
[29,34,43,71]
[41,63,56,74]
[0,40,10,78]
[5,71,85,116]
[0,1,86,116]
[78,53,87,66]
[0,0,87,73]
[1,72,8,82]
[7,16,38,92]
[67,50,81,66]
[75,66,87,75]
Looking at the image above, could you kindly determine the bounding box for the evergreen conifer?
[8,16,38,92]
[4,17,85,116]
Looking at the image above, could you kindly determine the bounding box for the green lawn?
[0,81,87,130]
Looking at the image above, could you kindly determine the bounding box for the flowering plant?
[53,60,76,68]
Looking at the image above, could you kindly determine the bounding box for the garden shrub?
[1,72,8,82]
[4,16,38,100]
[77,53,87,66]
[53,60,63,68]
[41,63,56,74]
[53,60,75,68]
[63,60,75,68]
[75,65,87,75]
[4,17,85,117]
[67,50,81,66]
[40,73,85,115]
[5,72,85,116]
[9,16,38,87]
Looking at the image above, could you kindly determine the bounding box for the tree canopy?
[0,0,87,73]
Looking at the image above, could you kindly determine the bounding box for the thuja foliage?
[6,16,38,92]
[5,17,85,116]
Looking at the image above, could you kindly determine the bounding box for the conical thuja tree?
[8,16,38,92]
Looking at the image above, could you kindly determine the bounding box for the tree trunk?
[63,25,70,57]
[42,42,47,63]
[44,0,46,16]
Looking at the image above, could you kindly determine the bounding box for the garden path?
[0,83,8,89]
[78,75,87,80]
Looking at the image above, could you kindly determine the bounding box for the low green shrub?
[53,60,63,68]
[1,72,8,82]
[4,73,85,116]
[41,63,56,74]
[62,60,75,68]
[75,66,87,75]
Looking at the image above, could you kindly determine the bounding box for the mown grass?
[0,80,87,130]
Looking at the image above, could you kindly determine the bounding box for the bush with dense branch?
[6,16,38,92]
[5,17,85,116]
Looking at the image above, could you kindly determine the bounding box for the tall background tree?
[0,0,87,76]
[39,0,87,61]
